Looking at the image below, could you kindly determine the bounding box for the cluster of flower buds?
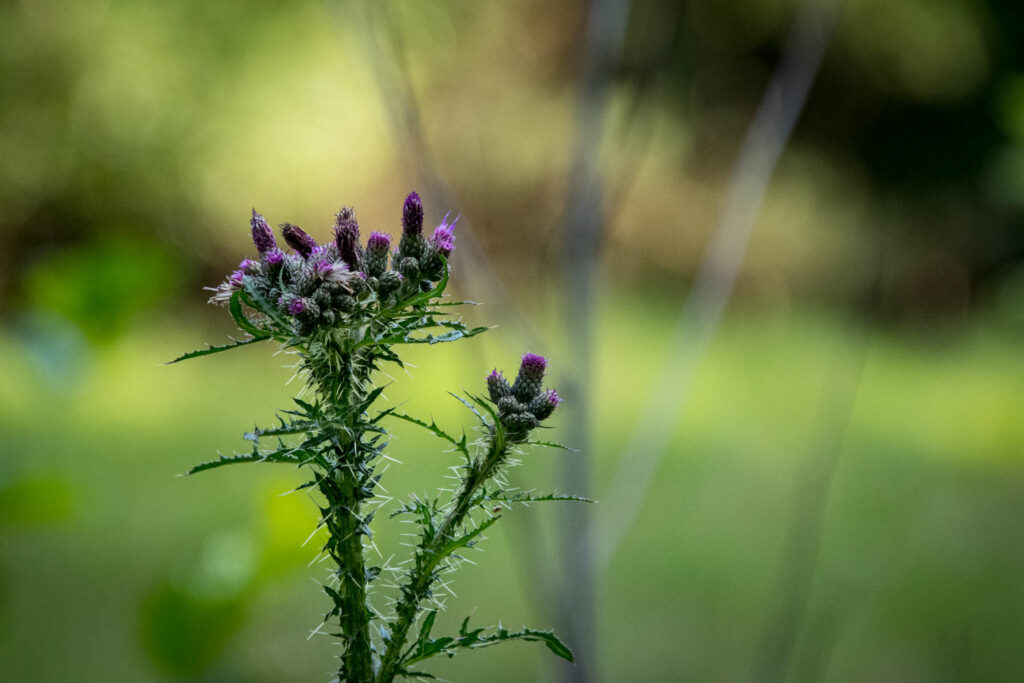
[487,353,561,439]
[207,192,456,335]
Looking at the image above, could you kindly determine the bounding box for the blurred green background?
[2,0,1023,680]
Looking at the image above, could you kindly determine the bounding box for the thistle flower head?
[513,353,548,401]
[402,191,424,236]
[487,369,512,402]
[239,258,260,274]
[520,353,547,383]
[430,212,458,257]
[263,249,284,266]
[530,389,561,421]
[228,269,245,288]
[281,223,317,257]
[367,231,391,252]
[288,298,307,316]
[334,206,362,269]
[251,209,276,254]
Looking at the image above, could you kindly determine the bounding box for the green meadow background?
[2,1,1023,681]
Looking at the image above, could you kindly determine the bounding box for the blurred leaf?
[0,475,72,525]
[139,580,246,677]
[22,234,182,344]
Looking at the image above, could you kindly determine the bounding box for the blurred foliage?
[1,0,1022,328]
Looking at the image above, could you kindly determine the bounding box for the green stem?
[334,461,374,681]
[375,427,508,683]
[310,339,376,682]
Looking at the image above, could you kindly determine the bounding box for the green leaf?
[477,491,595,505]
[448,392,488,426]
[524,440,579,452]
[165,335,270,364]
[431,515,501,570]
[401,615,575,667]
[228,290,267,337]
[184,445,302,475]
[389,413,469,460]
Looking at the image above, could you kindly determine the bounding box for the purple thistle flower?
[251,209,276,254]
[288,298,307,316]
[334,206,361,269]
[228,269,245,288]
[264,249,284,266]
[513,352,548,400]
[402,191,424,236]
[430,213,458,257]
[520,353,547,383]
[239,258,260,274]
[314,260,334,278]
[281,223,317,257]
[367,231,391,253]
[530,388,561,420]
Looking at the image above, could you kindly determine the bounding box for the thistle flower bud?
[239,258,260,275]
[529,389,561,421]
[402,191,424,236]
[487,369,512,403]
[513,353,547,401]
[430,213,458,258]
[505,412,538,432]
[334,206,362,270]
[365,232,391,277]
[377,270,403,294]
[281,223,317,257]
[251,209,276,254]
[228,269,245,288]
[399,256,419,280]
[497,395,522,416]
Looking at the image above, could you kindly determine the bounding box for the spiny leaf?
[389,413,469,460]
[477,491,595,505]
[183,446,302,475]
[431,515,501,570]
[164,335,270,364]
[402,615,574,666]
[524,440,579,453]
[448,392,488,425]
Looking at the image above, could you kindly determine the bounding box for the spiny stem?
[376,427,508,683]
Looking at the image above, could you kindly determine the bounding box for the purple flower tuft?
[288,298,307,316]
[281,223,317,257]
[239,258,260,274]
[367,231,391,252]
[228,269,245,288]
[520,353,547,382]
[251,209,276,254]
[264,249,284,266]
[513,352,548,401]
[402,191,424,236]
[358,271,367,279]
[314,260,334,278]
[430,213,458,257]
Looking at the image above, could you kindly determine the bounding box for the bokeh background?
[2,0,1023,680]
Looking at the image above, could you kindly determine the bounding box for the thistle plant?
[171,192,580,682]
